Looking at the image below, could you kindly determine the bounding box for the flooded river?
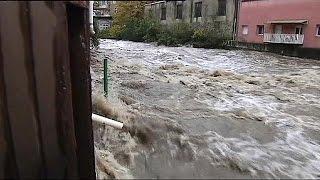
[91,39,320,179]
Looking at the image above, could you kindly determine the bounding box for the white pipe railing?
[92,113,123,130]
[264,33,304,44]
[89,1,95,35]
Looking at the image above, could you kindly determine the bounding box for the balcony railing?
[264,33,304,44]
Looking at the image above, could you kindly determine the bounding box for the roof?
[267,20,308,24]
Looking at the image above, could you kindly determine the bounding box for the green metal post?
[104,58,108,96]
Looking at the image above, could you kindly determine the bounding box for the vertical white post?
[89,1,95,35]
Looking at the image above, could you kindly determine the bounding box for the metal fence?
[264,33,304,44]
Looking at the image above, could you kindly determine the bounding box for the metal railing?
[264,33,304,44]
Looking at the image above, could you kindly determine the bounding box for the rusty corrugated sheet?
[0,1,95,179]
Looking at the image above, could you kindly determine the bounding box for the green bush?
[171,23,194,45]
[119,18,161,42]
[96,16,232,49]
[191,25,232,48]
[120,19,139,41]
[108,25,123,39]
[143,19,161,42]
[156,31,178,46]
[94,1,232,49]
[97,29,110,39]
[155,23,193,46]
[97,25,123,40]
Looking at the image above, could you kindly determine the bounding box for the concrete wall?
[145,0,237,37]
[238,0,320,48]
[232,41,320,60]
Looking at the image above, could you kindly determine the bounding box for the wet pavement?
[91,39,320,179]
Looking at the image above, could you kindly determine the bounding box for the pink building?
[237,0,320,49]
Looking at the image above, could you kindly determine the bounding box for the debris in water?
[210,69,233,77]
[120,80,147,89]
[245,80,261,85]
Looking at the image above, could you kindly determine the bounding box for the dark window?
[218,0,226,16]
[257,25,264,35]
[195,2,202,18]
[176,4,183,19]
[295,27,303,34]
[317,25,320,36]
[100,1,107,6]
[161,4,166,20]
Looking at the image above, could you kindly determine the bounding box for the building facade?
[93,1,117,31]
[145,0,239,38]
[237,0,320,49]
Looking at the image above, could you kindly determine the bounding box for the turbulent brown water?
[91,39,320,179]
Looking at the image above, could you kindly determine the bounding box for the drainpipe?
[92,113,124,130]
[89,1,95,35]
[233,0,240,41]
[190,0,193,24]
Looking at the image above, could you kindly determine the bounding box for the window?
[100,1,107,6]
[100,23,109,30]
[295,26,303,35]
[317,25,320,36]
[176,4,183,19]
[161,3,166,20]
[242,25,249,35]
[218,0,226,16]
[274,25,282,34]
[257,25,264,35]
[195,2,202,18]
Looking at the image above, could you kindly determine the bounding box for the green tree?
[113,1,145,27]
[102,1,146,39]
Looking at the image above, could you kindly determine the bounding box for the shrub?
[154,23,194,46]
[171,23,194,45]
[191,24,232,48]
[94,1,233,49]
[143,19,161,42]
[97,29,110,39]
[157,32,178,46]
[108,25,123,39]
[121,19,148,42]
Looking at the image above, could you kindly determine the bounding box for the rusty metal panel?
[0,69,7,179]
[29,2,69,178]
[0,1,95,179]
[51,2,80,178]
[66,4,95,179]
[0,2,44,178]
[0,31,18,179]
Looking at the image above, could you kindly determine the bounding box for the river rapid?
[91,39,320,179]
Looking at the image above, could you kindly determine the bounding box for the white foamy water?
[94,39,320,179]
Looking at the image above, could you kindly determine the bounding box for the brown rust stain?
[0,1,44,178]
[0,1,94,178]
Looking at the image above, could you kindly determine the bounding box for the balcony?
[263,33,304,45]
